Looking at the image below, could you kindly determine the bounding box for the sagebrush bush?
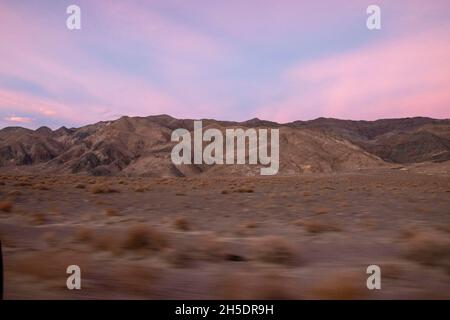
[0,200,12,212]
[123,225,168,251]
[253,235,297,265]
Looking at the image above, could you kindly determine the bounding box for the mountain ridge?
[1,115,449,176]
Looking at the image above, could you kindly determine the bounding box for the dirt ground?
[0,168,449,299]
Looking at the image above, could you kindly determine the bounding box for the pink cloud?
[257,27,450,122]
[3,116,33,124]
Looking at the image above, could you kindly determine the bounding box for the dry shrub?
[381,262,404,279]
[30,213,47,225]
[75,183,85,189]
[399,224,420,240]
[93,233,121,254]
[134,185,149,192]
[359,218,376,229]
[38,184,50,190]
[14,182,32,187]
[236,221,259,236]
[313,207,330,215]
[253,236,298,266]
[221,190,229,194]
[217,271,298,299]
[242,221,258,229]
[42,231,57,247]
[435,224,450,234]
[0,200,12,212]
[104,208,120,217]
[236,188,254,193]
[91,184,119,194]
[173,217,190,231]
[112,264,159,297]
[123,225,168,251]
[340,201,349,208]
[200,234,226,262]
[302,219,341,234]
[74,227,94,243]
[9,251,89,280]
[164,245,197,268]
[310,272,367,299]
[7,190,21,196]
[404,231,450,268]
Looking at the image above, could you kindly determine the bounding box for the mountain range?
[1,115,449,176]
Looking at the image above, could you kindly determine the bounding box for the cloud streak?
[3,116,33,124]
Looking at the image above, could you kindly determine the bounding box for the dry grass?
[34,184,50,190]
[313,207,331,215]
[236,221,259,236]
[74,227,94,243]
[216,271,298,299]
[242,221,258,229]
[0,200,12,212]
[435,224,450,234]
[42,232,57,247]
[7,190,21,196]
[112,264,159,297]
[91,184,119,194]
[200,234,226,262]
[404,231,450,268]
[93,233,121,254]
[310,272,367,299]
[164,245,197,268]
[30,212,47,225]
[399,224,420,240]
[300,219,341,234]
[104,208,120,217]
[8,251,89,280]
[123,225,168,251]
[134,185,150,192]
[381,262,404,279]
[173,217,190,231]
[13,182,32,187]
[253,235,298,265]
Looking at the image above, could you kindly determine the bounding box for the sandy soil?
[0,168,449,299]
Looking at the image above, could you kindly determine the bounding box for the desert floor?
[0,168,449,299]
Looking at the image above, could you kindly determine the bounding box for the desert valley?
[0,115,449,299]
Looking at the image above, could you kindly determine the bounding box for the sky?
[0,0,449,129]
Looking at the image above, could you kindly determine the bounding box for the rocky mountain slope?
[0,115,449,176]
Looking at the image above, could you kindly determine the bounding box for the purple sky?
[1,0,450,129]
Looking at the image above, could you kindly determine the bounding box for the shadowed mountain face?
[0,115,449,176]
